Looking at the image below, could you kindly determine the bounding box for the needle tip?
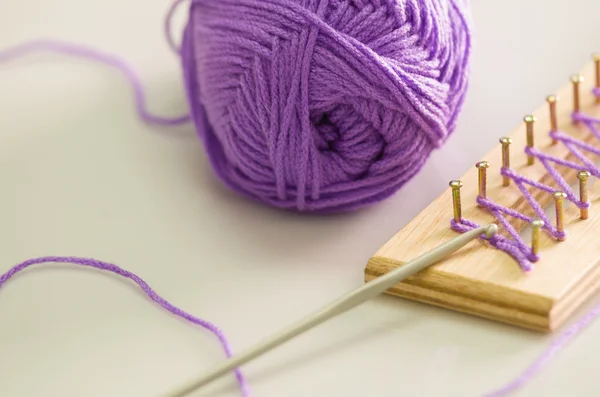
[485,224,498,238]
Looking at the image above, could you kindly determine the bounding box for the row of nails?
[450,170,589,256]
[447,54,600,255]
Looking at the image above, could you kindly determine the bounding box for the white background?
[1,1,600,396]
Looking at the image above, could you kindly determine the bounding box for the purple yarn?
[482,288,600,397]
[179,0,473,212]
[0,40,191,127]
[0,256,250,396]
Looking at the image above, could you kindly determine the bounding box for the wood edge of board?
[364,256,552,332]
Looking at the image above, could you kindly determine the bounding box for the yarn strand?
[0,40,191,126]
[482,297,600,397]
[0,256,250,397]
[164,0,190,55]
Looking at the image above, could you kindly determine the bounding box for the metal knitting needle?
[164,223,498,397]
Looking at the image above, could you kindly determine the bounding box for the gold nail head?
[476,161,490,202]
[554,191,567,240]
[531,219,544,257]
[594,54,600,101]
[547,96,558,141]
[500,137,512,186]
[449,180,463,222]
[524,115,536,164]
[571,74,583,114]
[578,170,591,220]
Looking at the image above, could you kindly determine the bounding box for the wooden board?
[364,58,600,332]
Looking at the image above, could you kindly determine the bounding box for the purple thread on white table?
[0,40,191,127]
[1,251,600,397]
[482,298,600,397]
[0,256,251,396]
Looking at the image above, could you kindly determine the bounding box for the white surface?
[1,1,600,397]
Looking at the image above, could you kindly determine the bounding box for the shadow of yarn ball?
[180,0,472,213]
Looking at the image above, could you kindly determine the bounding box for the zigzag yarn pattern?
[450,89,600,271]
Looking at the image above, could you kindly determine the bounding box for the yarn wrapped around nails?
[180,0,472,212]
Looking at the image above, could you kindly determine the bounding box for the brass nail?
[531,219,544,257]
[554,191,567,241]
[594,54,600,102]
[547,95,558,143]
[449,180,463,222]
[500,137,512,186]
[524,115,536,164]
[578,170,591,220]
[476,161,490,203]
[571,74,583,114]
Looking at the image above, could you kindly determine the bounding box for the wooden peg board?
[364,59,600,332]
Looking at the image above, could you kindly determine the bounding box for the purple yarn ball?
[180,0,472,213]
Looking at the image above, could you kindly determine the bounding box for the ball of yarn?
[180,0,472,213]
